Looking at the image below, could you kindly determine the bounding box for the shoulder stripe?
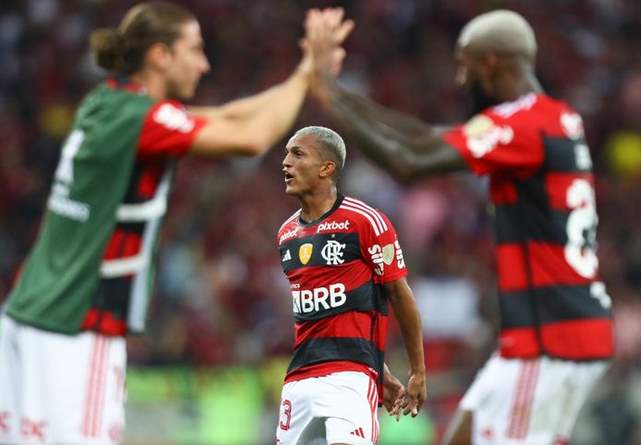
[339,204,381,236]
[344,197,388,232]
[279,209,301,232]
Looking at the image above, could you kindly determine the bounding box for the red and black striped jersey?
[277,195,407,384]
[81,77,206,335]
[444,93,613,361]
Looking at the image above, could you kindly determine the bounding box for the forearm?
[389,291,425,375]
[192,65,308,121]
[336,87,439,140]
[191,67,309,150]
[236,67,309,148]
[321,82,465,181]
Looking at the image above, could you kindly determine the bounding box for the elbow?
[240,136,272,157]
[244,129,280,156]
[245,141,269,157]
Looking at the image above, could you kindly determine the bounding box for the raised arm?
[185,56,310,158]
[304,14,467,182]
[384,277,427,417]
[327,85,466,182]
[186,8,353,158]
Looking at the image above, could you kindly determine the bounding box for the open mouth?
[284,172,294,184]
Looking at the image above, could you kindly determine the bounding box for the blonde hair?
[458,10,537,61]
[293,126,347,172]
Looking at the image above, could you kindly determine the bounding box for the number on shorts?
[279,399,292,431]
[564,179,598,278]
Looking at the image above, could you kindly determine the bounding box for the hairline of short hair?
[293,126,346,171]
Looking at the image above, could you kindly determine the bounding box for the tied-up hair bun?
[90,27,126,72]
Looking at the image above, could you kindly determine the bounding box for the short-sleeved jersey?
[6,77,206,335]
[443,93,613,360]
[277,195,407,386]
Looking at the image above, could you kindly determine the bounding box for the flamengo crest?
[321,240,346,265]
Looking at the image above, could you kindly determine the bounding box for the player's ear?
[319,161,336,179]
[145,42,172,71]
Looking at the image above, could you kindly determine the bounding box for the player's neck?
[131,70,168,101]
[501,68,543,102]
[299,187,338,223]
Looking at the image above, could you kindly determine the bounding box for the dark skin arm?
[323,83,467,184]
[303,12,467,183]
[384,277,427,416]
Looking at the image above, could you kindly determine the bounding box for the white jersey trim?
[100,255,145,277]
[278,209,301,232]
[343,198,388,232]
[339,204,381,236]
[116,193,168,222]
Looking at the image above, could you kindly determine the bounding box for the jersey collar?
[106,75,147,95]
[299,194,345,227]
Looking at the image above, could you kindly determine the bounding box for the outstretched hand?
[300,7,354,104]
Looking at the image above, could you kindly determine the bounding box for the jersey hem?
[4,309,81,335]
[285,360,378,384]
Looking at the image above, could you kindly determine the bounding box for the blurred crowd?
[2,0,641,443]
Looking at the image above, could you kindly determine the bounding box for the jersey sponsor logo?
[321,240,346,265]
[292,283,347,314]
[395,240,406,269]
[370,241,405,274]
[368,244,385,276]
[154,103,195,133]
[316,220,350,233]
[282,249,292,262]
[560,112,584,140]
[279,227,299,244]
[464,115,514,159]
[299,243,313,265]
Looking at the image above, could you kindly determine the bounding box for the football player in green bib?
[0,3,352,444]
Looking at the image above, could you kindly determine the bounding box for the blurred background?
[2,0,641,444]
